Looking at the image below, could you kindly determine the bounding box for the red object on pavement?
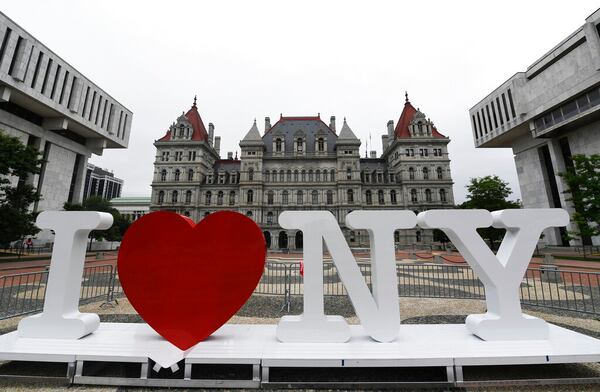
[300,260,304,277]
[118,211,266,350]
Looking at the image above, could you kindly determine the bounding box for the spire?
[241,119,263,144]
[338,117,359,141]
[405,91,409,103]
[193,95,197,108]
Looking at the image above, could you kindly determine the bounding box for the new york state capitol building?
[150,96,455,249]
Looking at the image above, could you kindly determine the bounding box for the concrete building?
[150,95,454,249]
[0,12,132,220]
[82,163,124,201]
[468,8,600,246]
[110,197,150,222]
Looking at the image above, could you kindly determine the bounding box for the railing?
[1,261,600,320]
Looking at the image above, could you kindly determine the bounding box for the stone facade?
[468,8,600,246]
[150,95,454,249]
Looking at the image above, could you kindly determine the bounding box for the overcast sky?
[4,1,600,203]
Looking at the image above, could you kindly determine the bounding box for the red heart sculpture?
[117,210,266,350]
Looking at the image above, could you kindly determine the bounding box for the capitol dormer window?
[179,124,184,137]
[275,138,283,152]
[296,138,303,152]
[317,138,324,152]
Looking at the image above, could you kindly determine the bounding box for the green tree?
[0,132,43,248]
[64,196,130,246]
[460,175,520,251]
[559,154,600,254]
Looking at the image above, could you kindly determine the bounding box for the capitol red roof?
[157,97,209,142]
[394,99,446,139]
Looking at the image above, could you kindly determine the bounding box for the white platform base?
[0,322,599,388]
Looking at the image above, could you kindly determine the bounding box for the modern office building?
[150,95,455,249]
[0,12,133,218]
[82,163,124,201]
[468,8,600,246]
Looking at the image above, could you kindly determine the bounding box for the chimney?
[227,151,233,160]
[214,136,221,157]
[208,123,215,145]
[370,150,377,158]
[329,116,336,133]
[265,117,271,133]
[387,120,394,137]
[382,135,388,151]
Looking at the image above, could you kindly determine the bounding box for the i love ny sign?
[17,208,568,353]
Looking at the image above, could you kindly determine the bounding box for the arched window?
[330,169,335,182]
[294,170,299,182]
[326,190,333,204]
[248,168,254,181]
[160,169,167,181]
[311,190,318,204]
[266,212,273,224]
[172,190,178,203]
[264,170,270,182]
[317,137,324,151]
[204,211,210,218]
[287,170,292,181]
[229,191,235,205]
[185,190,192,204]
[275,138,282,152]
[437,167,443,180]
[174,169,181,181]
[378,190,384,204]
[440,189,447,202]
[187,169,194,181]
[409,167,415,180]
[423,167,429,180]
[315,170,321,182]
[246,211,253,217]
[282,190,289,204]
[390,190,397,204]
[411,189,418,203]
[279,170,284,182]
[247,190,254,204]
[217,191,223,205]
[158,191,165,204]
[425,188,432,202]
[267,191,274,205]
[272,171,277,182]
[179,124,184,137]
[366,190,372,205]
[347,189,354,204]
[296,138,304,152]
[308,170,314,182]
[301,170,306,182]
[346,166,352,180]
[297,190,303,204]
[205,191,212,205]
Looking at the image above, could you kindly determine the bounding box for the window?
[409,167,415,180]
[275,138,282,152]
[247,190,254,204]
[207,175,213,184]
[366,190,372,205]
[309,170,314,182]
[267,191,274,205]
[330,169,335,182]
[294,170,299,182]
[188,169,194,181]
[405,148,414,157]
[316,170,321,182]
[433,148,442,157]
[185,190,192,204]
[160,169,167,181]
[347,189,354,204]
[217,191,223,205]
[264,170,270,182]
[346,167,352,180]
[229,191,235,205]
[311,190,318,204]
[440,189,447,202]
[420,149,428,157]
[248,168,254,181]
[297,138,304,152]
[326,190,333,204]
[437,167,443,179]
[301,170,306,181]
[205,191,212,205]
[425,189,432,202]
[390,190,397,204]
[188,151,197,161]
[411,189,417,203]
[287,170,292,181]
[279,170,284,182]
[282,190,289,204]
[246,211,253,218]
[297,190,303,204]
[317,137,324,151]
[378,190,384,205]
[423,167,429,180]
[272,171,277,182]
[377,173,383,183]
[174,169,180,181]
[158,191,165,204]
[172,190,178,203]
[266,212,273,225]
